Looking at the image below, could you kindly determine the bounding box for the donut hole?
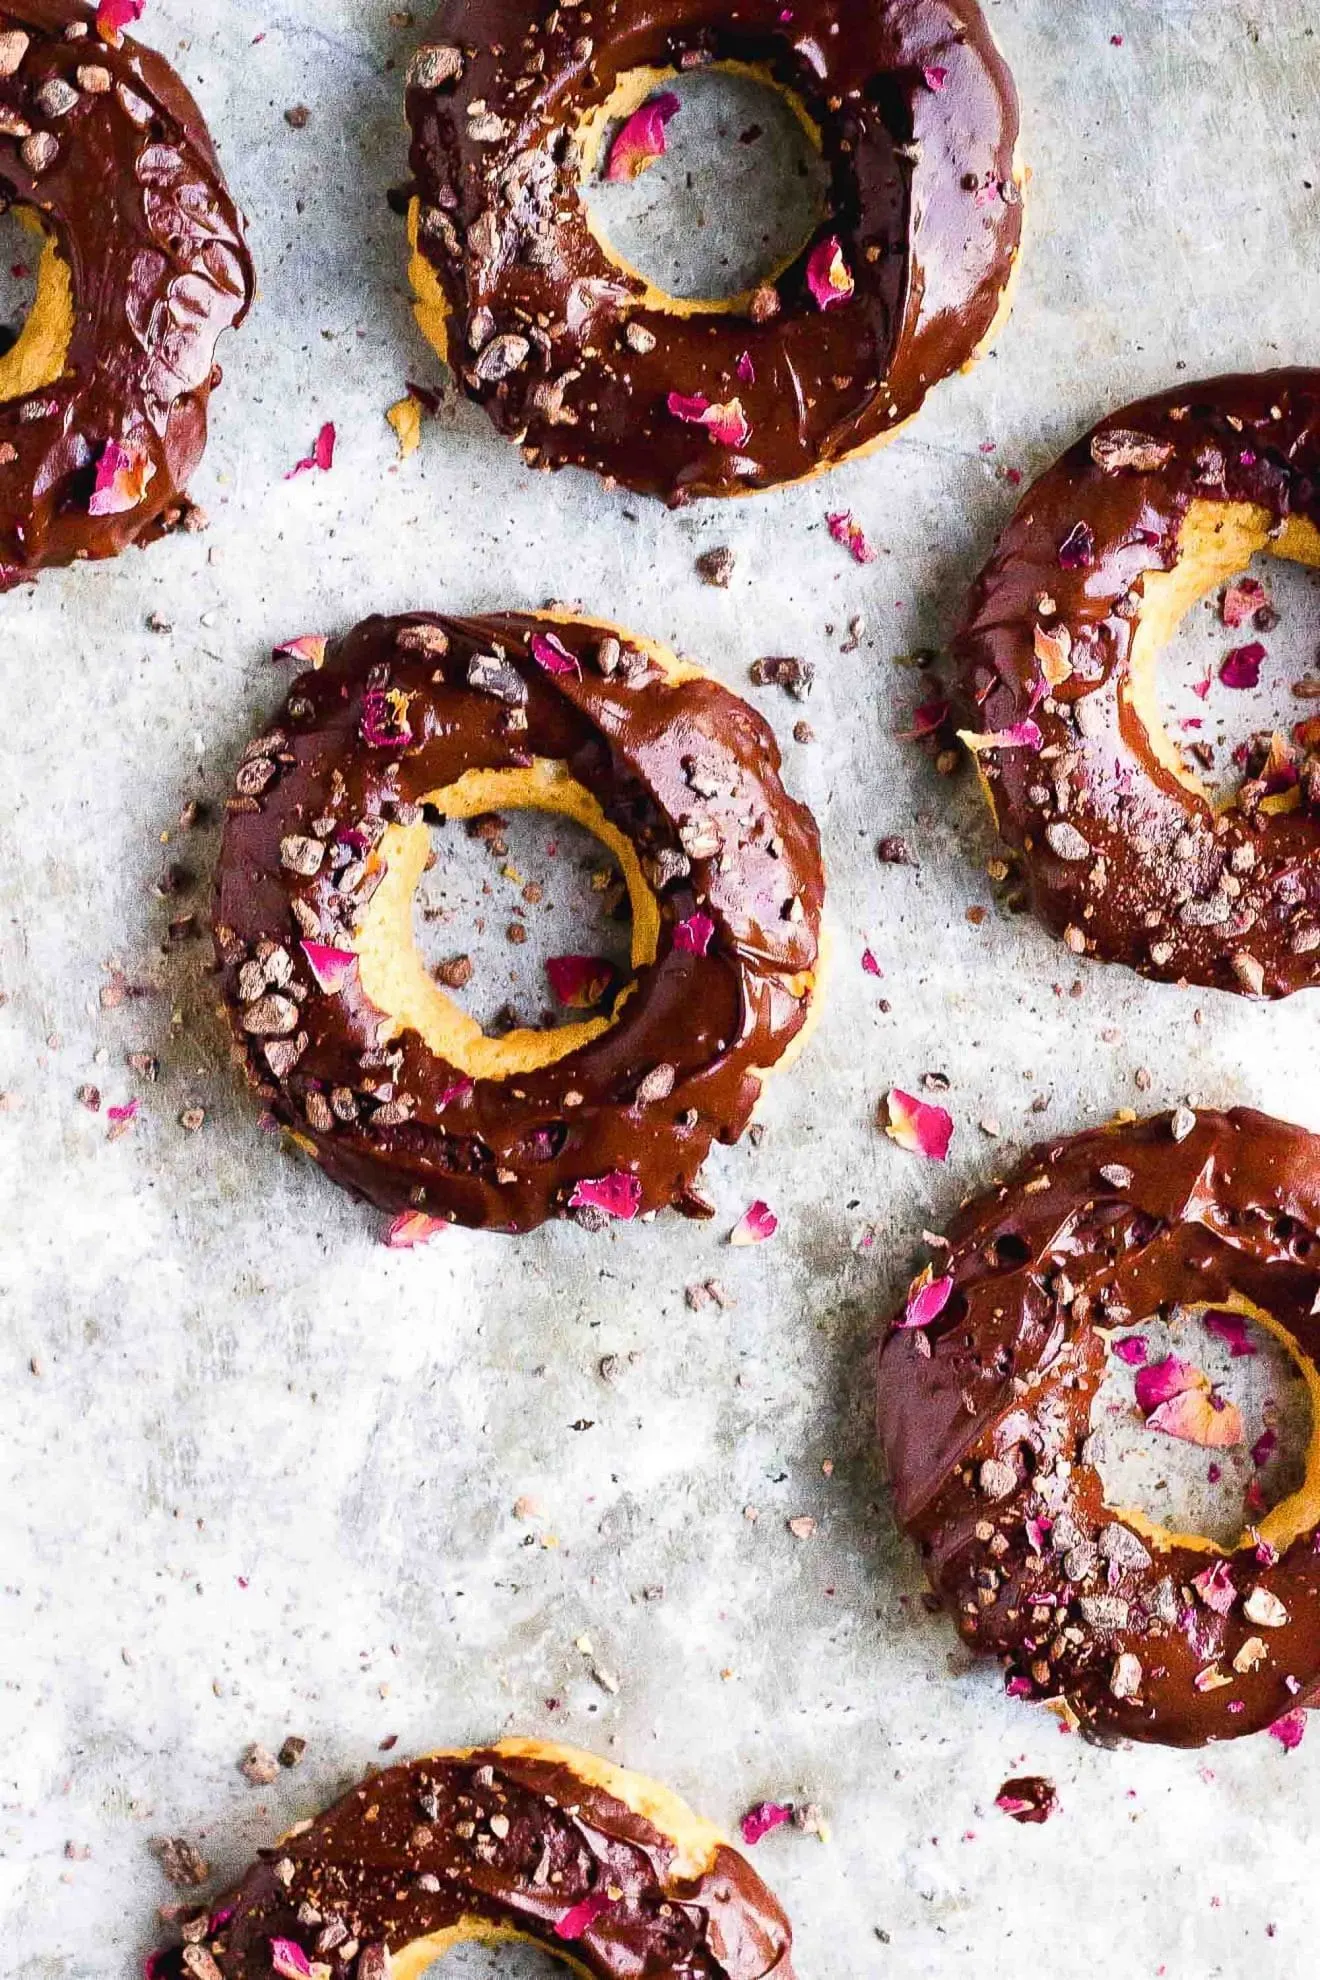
[1089,1300,1316,1552]
[579,64,829,304]
[1128,500,1320,807]
[412,804,634,1035]
[0,203,72,403]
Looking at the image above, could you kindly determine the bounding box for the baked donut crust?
[404,0,1021,503]
[0,0,252,581]
[954,370,1320,998]
[144,1738,798,1980]
[213,611,824,1234]
[876,1107,1320,1747]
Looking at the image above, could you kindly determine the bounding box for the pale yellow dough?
[0,213,73,406]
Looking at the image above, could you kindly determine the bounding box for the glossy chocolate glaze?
[148,1746,798,1980]
[877,1107,1320,1746]
[0,0,252,579]
[213,612,824,1234]
[954,370,1320,997]
[405,0,1020,503]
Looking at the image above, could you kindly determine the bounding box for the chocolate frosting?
[0,0,252,579]
[148,1745,797,1980]
[954,370,1320,997]
[876,1107,1320,1746]
[213,612,824,1234]
[405,0,1020,502]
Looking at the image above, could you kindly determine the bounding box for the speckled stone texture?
[3,3,1320,1975]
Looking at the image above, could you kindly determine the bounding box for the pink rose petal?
[730,1200,778,1246]
[1270,1709,1307,1752]
[270,1941,313,1980]
[530,631,582,677]
[896,697,949,741]
[1251,1427,1278,1470]
[569,1171,642,1220]
[545,954,613,1009]
[995,1779,1057,1824]
[107,1098,140,1126]
[604,90,680,181]
[286,421,336,478]
[1135,1355,1208,1415]
[96,0,144,42]
[1221,642,1265,691]
[740,1800,792,1845]
[555,1891,616,1941]
[1191,1560,1237,1616]
[1113,1334,1149,1366]
[736,349,755,385]
[1221,577,1267,628]
[301,942,358,994]
[88,439,156,517]
[384,1211,448,1248]
[672,911,715,956]
[826,509,878,564]
[361,685,414,748]
[899,1269,954,1329]
[806,235,854,311]
[923,64,949,91]
[885,1088,954,1161]
[273,635,328,668]
[861,947,883,977]
[1203,1310,1258,1358]
[666,392,751,448]
[437,1077,474,1109]
[1147,1388,1245,1449]
[959,721,1044,753]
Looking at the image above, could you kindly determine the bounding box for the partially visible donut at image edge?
[144,1739,798,1980]
[213,611,825,1236]
[0,0,253,582]
[877,1106,1320,1747]
[954,369,1320,999]
[402,0,1022,503]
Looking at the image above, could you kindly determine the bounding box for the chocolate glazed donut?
[145,1740,798,1980]
[213,612,824,1235]
[0,0,252,581]
[954,370,1320,998]
[877,1107,1320,1747]
[404,0,1021,503]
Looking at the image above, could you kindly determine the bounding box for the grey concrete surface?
[3,2,1320,1974]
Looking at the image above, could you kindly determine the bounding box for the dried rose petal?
[1203,1310,1257,1358]
[569,1171,642,1220]
[1222,576,1267,629]
[826,509,877,564]
[861,947,883,978]
[604,90,679,181]
[545,954,613,1009]
[1191,1560,1237,1616]
[740,1800,792,1845]
[530,631,581,677]
[1058,521,1096,570]
[88,439,156,517]
[995,1777,1057,1824]
[384,1211,447,1248]
[301,942,357,994]
[1113,1334,1149,1366]
[899,1269,954,1330]
[896,698,949,741]
[666,392,751,448]
[437,1078,474,1109]
[96,0,144,42]
[730,1200,778,1246]
[273,635,328,668]
[1252,1427,1278,1470]
[270,1941,314,1980]
[1147,1388,1245,1449]
[1269,1709,1307,1752]
[672,911,715,956]
[1135,1355,1208,1415]
[736,349,755,384]
[805,235,854,311]
[959,721,1043,753]
[923,64,949,91]
[107,1098,140,1126]
[361,685,414,747]
[885,1088,954,1162]
[555,1891,615,1940]
[286,421,336,478]
[1221,642,1266,691]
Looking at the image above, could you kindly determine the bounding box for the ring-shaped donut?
[146,1739,798,1980]
[0,0,252,581]
[404,0,1021,503]
[213,611,824,1234]
[954,370,1320,998]
[877,1106,1320,1747]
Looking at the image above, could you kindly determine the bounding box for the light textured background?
[3,1,1320,1974]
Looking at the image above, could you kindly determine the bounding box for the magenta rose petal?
[300,942,358,994]
[384,1211,448,1248]
[530,631,582,677]
[899,1269,954,1329]
[269,1941,314,1980]
[273,635,328,667]
[604,91,680,181]
[569,1172,642,1220]
[1147,1388,1245,1449]
[666,392,751,447]
[1135,1354,1207,1414]
[825,509,878,564]
[1203,1309,1258,1357]
[730,1200,778,1246]
[554,1891,615,1940]
[672,911,715,956]
[1269,1709,1307,1752]
[740,1800,792,1845]
[1191,1561,1237,1616]
[545,954,614,1009]
[884,1088,954,1161]
[286,421,336,478]
[88,439,155,517]
[805,235,854,311]
[1220,642,1266,690]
